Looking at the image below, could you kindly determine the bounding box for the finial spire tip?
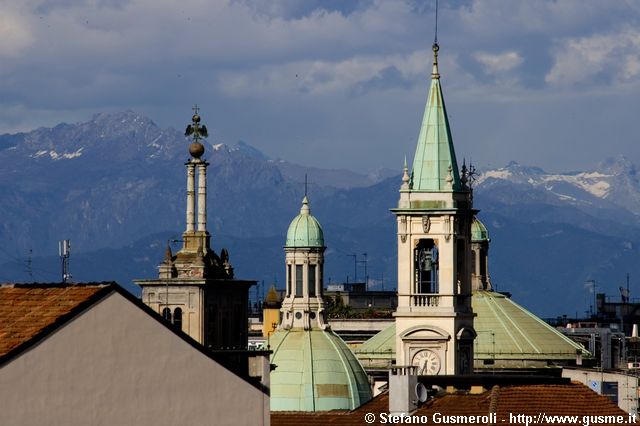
[185,105,208,159]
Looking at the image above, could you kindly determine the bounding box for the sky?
[2,0,640,173]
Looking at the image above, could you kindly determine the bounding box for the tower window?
[287,264,291,297]
[308,265,316,297]
[414,239,438,293]
[296,265,303,296]
[174,307,183,331]
[162,307,172,322]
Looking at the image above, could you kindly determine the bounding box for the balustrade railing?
[398,293,471,308]
[412,294,440,307]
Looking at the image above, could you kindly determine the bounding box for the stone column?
[197,162,207,232]
[186,162,196,232]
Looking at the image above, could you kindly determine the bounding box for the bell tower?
[391,44,476,375]
[280,196,327,330]
[136,107,255,354]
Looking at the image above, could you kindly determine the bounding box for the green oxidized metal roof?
[471,218,490,242]
[410,43,461,192]
[473,291,589,359]
[354,322,396,364]
[355,291,589,364]
[269,328,372,411]
[285,196,324,248]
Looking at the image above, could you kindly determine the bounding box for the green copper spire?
[410,43,461,192]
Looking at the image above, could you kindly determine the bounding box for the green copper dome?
[471,218,490,242]
[285,196,324,248]
[269,328,372,411]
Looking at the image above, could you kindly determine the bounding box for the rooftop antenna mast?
[24,248,33,282]
[627,272,630,301]
[357,253,369,290]
[58,240,71,283]
[347,254,357,282]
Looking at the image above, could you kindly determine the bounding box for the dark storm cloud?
[2,0,640,173]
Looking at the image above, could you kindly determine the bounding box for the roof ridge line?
[488,385,500,424]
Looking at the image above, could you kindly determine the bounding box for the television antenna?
[24,248,33,281]
[58,240,71,283]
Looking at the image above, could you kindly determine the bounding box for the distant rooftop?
[272,382,626,425]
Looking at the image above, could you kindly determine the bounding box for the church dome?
[269,328,372,411]
[285,196,324,248]
[471,217,490,242]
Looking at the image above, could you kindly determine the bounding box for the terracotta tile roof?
[272,393,389,425]
[493,383,628,425]
[272,383,628,426]
[0,283,112,358]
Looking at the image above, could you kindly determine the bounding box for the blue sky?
[2,0,640,173]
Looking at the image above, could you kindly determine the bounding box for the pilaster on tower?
[197,160,207,232]
[186,162,196,232]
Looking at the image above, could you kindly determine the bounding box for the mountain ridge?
[2,111,640,317]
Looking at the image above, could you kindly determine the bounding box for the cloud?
[2,0,640,174]
[546,28,640,86]
[215,50,431,97]
[0,4,35,58]
[473,51,523,74]
[457,0,627,38]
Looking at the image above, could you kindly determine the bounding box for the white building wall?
[563,368,638,415]
[0,292,269,426]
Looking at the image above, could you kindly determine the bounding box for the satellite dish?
[415,383,428,403]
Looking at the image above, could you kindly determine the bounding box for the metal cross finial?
[192,104,200,115]
[296,174,314,199]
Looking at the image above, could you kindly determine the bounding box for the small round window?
[295,312,302,319]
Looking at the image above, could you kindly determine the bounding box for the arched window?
[162,307,172,322]
[174,307,183,331]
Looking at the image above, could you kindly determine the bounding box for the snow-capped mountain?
[0,111,395,295]
[477,157,640,214]
[474,158,640,239]
[2,111,640,317]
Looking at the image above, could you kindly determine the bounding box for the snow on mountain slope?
[476,157,640,215]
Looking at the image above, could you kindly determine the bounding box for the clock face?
[412,349,441,375]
